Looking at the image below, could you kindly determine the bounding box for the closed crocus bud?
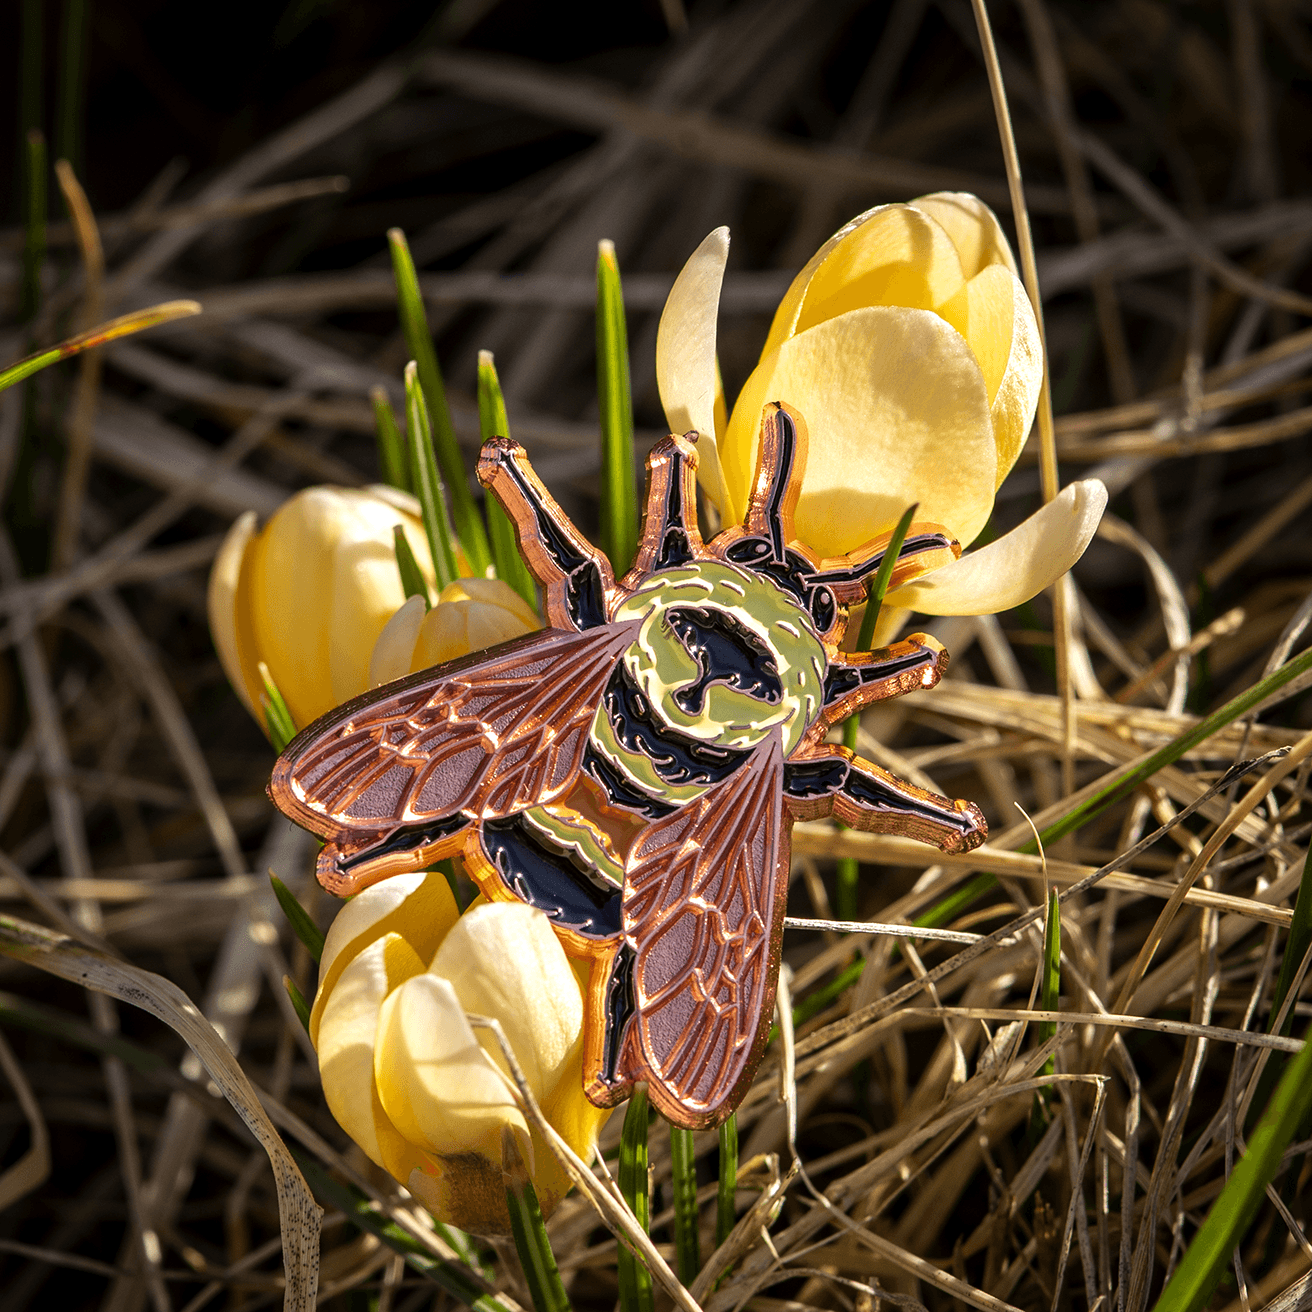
[311,874,609,1235]
[367,578,540,687]
[657,198,1106,618]
[208,485,438,730]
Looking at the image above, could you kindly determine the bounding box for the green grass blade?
[282,974,311,1033]
[21,128,46,324]
[1152,1018,1312,1312]
[269,873,325,965]
[716,1114,737,1248]
[617,1086,654,1312]
[371,386,410,492]
[394,524,431,608]
[669,1123,701,1283]
[1029,887,1062,1138]
[596,240,638,576]
[404,360,459,591]
[388,228,491,575]
[1,300,202,393]
[477,351,538,610]
[504,1145,572,1312]
[257,661,297,752]
[836,503,919,919]
[56,0,88,176]
[296,1154,515,1312]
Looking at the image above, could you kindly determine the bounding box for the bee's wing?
[615,732,788,1130]
[269,623,637,891]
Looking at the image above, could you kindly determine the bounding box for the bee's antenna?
[742,402,807,562]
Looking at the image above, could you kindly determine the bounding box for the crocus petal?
[374,972,529,1162]
[430,902,584,1103]
[441,577,540,631]
[207,510,260,716]
[722,307,998,555]
[311,869,458,1044]
[316,931,426,1166]
[885,480,1108,616]
[369,594,426,688]
[761,204,966,360]
[329,530,415,707]
[656,226,730,507]
[910,192,1018,278]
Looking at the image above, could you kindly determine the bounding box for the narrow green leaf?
[282,973,311,1034]
[393,524,431,608]
[596,240,638,576]
[1029,887,1062,1138]
[296,1153,514,1312]
[371,386,410,493]
[477,351,538,610]
[388,227,491,574]
[618,1086,654,1312]
[21,128,46,324]
[269,873,325,965]
[1152,1018,1312,1312]
[669,1123,701,1283]
[716,1114,737,1248]
[56,0,89,176]
[836,504,919,919]
[258,661,296,754]
[504,1139,572,1312]
[0,300,201,394]
[404,360,459,591]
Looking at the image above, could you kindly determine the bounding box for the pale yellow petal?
[440,577,540,632]
[722,307,998,554]
[414,603,468,668]
[311,869,459,1044]
[911,192,1018,277]
[374,973,528,1161]
[315,931,425,1166]
[935,264,1042,488]
[207,511,261,716]
[762,204,967,359]
[369,594,426,688]
[885,480,1108,615]
[431,902,583,1102]
[656,227,730,507]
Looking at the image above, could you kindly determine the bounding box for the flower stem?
[716,1114,737,1248]
[596,240,638,576]
[617,1086,653,1312]
[668,1123,700,1283]
[504,1144,572,1312]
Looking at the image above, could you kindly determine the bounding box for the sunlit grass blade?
[371,386,410,492]
[258,660,296,754]
[669,1123,700,1283]
[21,129,46,324]
[282,974,311,1033]
[297,1154,515,1312]
[394,524,431,607]
[388,228,491,575]
[836,503,919,919]
[269,873,325,965]
[618,1086,654,1312]
[477,351,538,610]
[716,1114,737,1248]
[0,299,201,393]
[596,240,638,576]
[1029,887,1061,1138]
[504,1131,572,1312]
[404,360,459,591]
[1152,1018,1312,1312]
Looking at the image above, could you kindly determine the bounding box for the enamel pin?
[269,402,986,1129]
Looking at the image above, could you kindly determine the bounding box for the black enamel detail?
[582,745,677,819]
[664,605,782,715]
[782,756,849,800]
[822,645,936,708]
[339,814,467,871]
[601,942,637,1084]
[480,817,623,939]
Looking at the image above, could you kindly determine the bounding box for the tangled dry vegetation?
[1,1,1312,1309]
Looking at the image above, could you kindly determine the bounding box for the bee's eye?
[809,587,836,632]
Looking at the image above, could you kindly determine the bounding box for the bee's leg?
[818,635,950,731]
[581,941,639,1111]
[783,745,986,854]
[808,522,959,604]
[742,402,806,556]
[624,433,704,581]
[478,437,616,631]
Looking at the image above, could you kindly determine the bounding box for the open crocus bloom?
[310,872,609,1235]
[208,485,439,731]
[368,578,540,688]
[656,194,1106,617]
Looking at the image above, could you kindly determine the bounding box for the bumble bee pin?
[269,402,986,1130]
